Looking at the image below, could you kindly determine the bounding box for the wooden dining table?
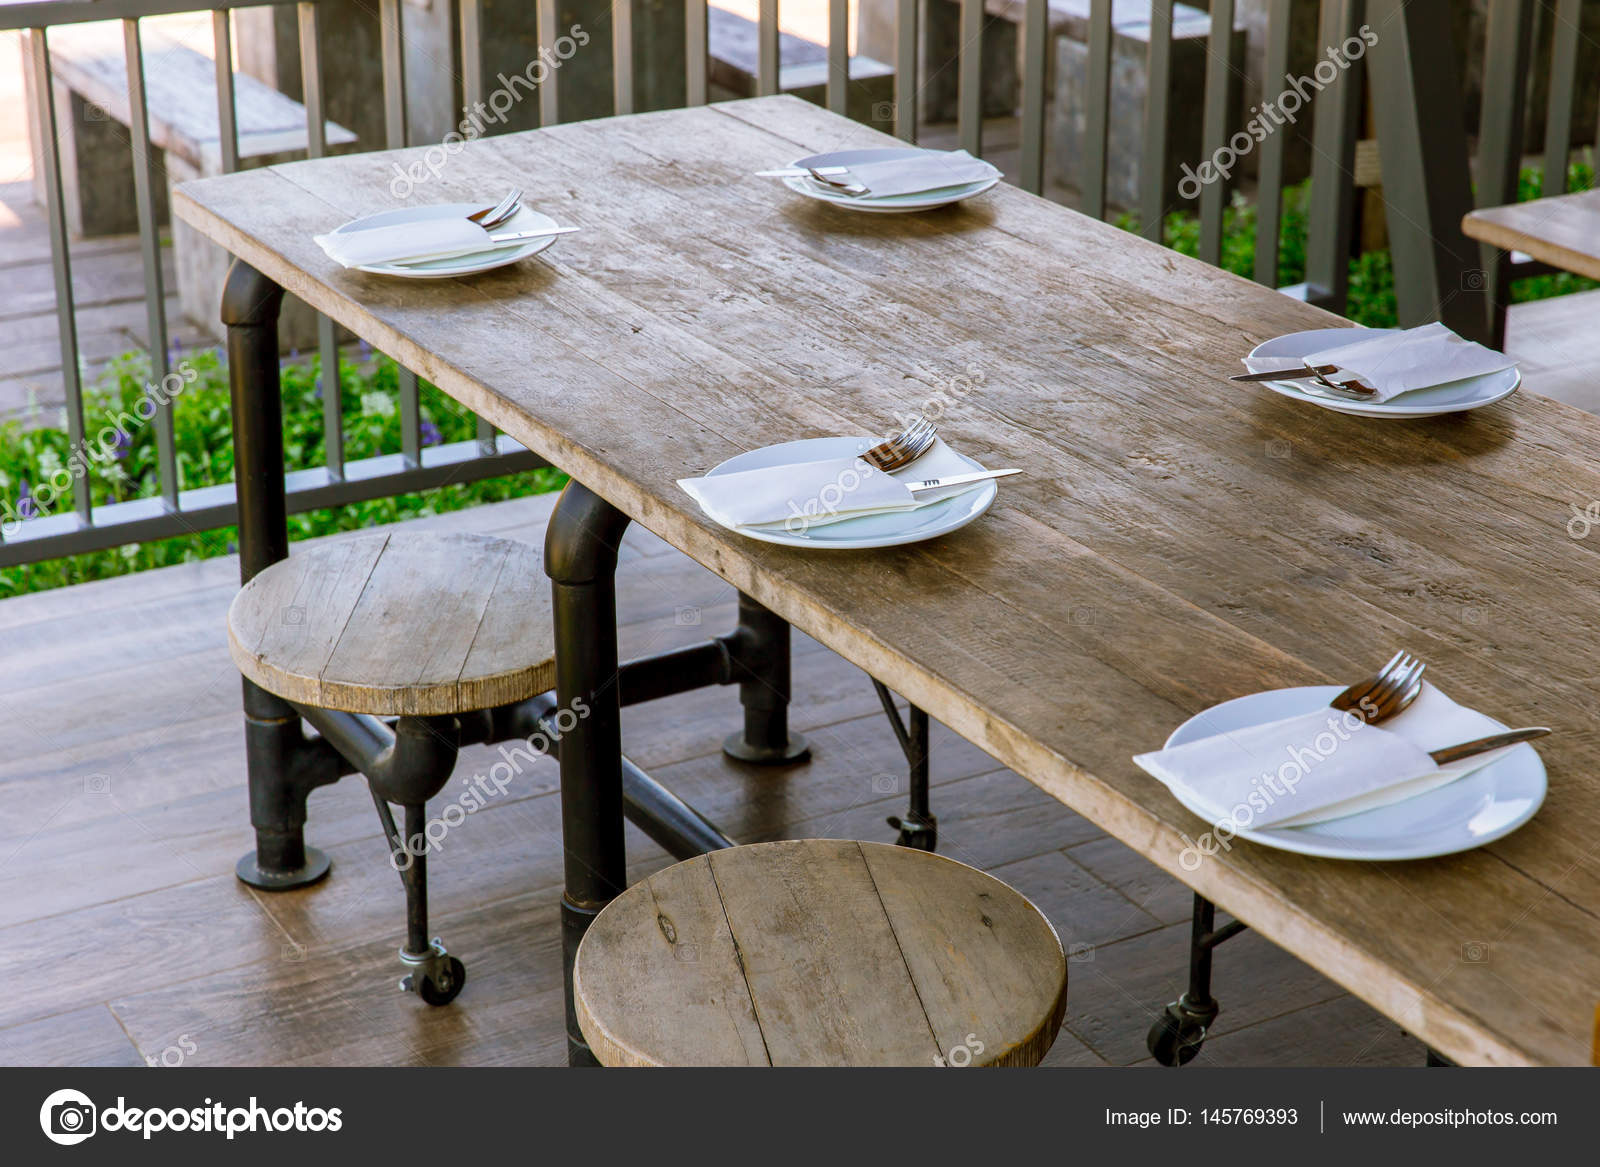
[1464,188,1600,281]
[175,95,1600,1068]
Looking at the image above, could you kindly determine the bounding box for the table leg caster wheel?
[1147,998,1214,1066]
[398,939,466,1006]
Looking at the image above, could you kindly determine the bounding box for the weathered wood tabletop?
[1464,188,1600,282]
[175,96,1600,1066]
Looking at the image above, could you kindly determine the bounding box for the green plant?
[0,343,564,598]
[1116,161,1596,327]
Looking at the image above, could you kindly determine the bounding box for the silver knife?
[755,166,850,178]
[1231,364,1341,382]
[484,226,581,242]
[904,469,1022,492]
[1428,727,1550,766]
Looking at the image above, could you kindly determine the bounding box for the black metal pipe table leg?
[1146,892,1247,1066]
[721,591,810,765]
[224,259,330,891]
[546,480,634,1066]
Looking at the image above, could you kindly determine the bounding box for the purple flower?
[420,420,443,448]
[358,339,372,363]
[17,478,35,520]
[288,348,300,362]
[112,429,131,461]
[313,379,323,401]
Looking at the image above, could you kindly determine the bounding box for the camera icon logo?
[40,1088,97,1146]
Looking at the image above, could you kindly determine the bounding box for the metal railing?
[2,0,1588,569]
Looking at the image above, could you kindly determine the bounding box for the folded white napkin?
[678,437,983,532]
[314,219,499,268]
[1244,323,1516,403]
[843,150,996,197]
[1134,682,1516,830]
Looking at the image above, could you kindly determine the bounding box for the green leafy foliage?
[0,344,564,598]
[1116,162,1596,328]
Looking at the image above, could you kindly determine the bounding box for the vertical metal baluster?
[613,0,635,115]
[894,0,917,141]
[1542,0,1581,196]
[538,0,561,124]
[212,10,239,175]
[379,0,422,468]
[687,0,709,106]
[461,0,484,121]
[124,18,177,509]
[957,0,982,155]
[1018,0,1047,193]
[1082,0,1111,220]
[1196,0,1235,266]
[1139,0,1174,242]
[298,2,343,477]
[827,0,848,114]
[1303,0,1364,313]
[758,0,779,97]
[1252,0,1291,286]
[1366,0,1485,340]
[1477,0,1533,350]
[25,28,90,527]
[460,0,496,454]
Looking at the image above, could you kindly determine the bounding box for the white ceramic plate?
[700,436,998,549]
[781,148,1001,213]
[1164,685,1546,861]
[331,202,561,278]
[1245,327,1521,418]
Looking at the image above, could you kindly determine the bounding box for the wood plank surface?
[227,531,555,715]
[1465,190,1600,282]
[575,839,1066,1065]
[0,495,1421,1067]
[172,96,1600,1065]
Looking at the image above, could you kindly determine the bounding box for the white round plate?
[702,436,997,549]
[782,148,1001,213]
[332,202,560,278]
[1246,327,1521,418]
[1165,686,1546,861]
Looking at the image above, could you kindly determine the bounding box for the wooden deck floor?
[0,493,1425,1067]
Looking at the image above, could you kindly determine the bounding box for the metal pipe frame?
[1146,892,1250,1066]
[871,679,936,851]
[223,266,805,1058]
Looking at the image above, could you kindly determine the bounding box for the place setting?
[756,146,1001,213]
[676,415,1017,549]
[312,188,578,278]
[1232,321,1522,418]
[1133,651,1550,861]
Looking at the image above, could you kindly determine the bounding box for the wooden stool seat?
[574,839,1068,1067]
[227,531,554,716]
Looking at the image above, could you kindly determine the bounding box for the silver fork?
[1329,650,1426,724]
[468,188,523,231]
[861,416,938,472]
[808,168,869,196]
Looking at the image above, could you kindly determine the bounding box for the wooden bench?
[708,7,895,127]
[228,531,555,1005]
[22,24,355,347]
[574,838,1068,1066]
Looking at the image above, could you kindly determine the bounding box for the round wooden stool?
[228,530,554,1004]
[574,839,1068,1066]
[228,530,553,716]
